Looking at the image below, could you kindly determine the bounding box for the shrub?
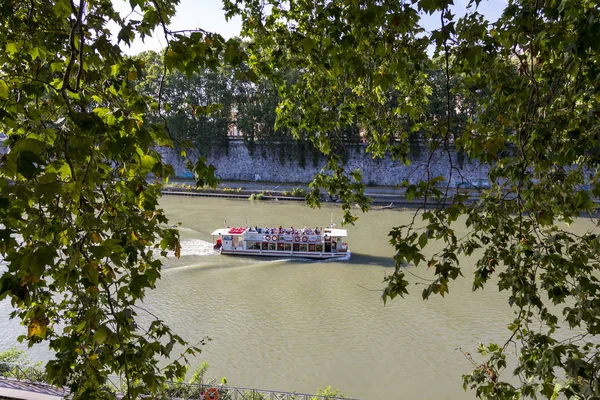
[249,192,265,201]
[0,347,27,364]
[312,386,344,399]
[0,347,45,383]
[290,187,306,197]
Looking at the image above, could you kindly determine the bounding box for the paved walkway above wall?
[0,377,64,400]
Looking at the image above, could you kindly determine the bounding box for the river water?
[148,196,515,400]
[1,196,590,399]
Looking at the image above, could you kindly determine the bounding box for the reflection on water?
[1,196,586,399]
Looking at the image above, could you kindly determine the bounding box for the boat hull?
[220,249,348,259]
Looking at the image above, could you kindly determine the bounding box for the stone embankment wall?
[160,140,490,187]
[0,138,488,187]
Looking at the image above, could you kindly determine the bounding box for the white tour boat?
[211,225,349,259]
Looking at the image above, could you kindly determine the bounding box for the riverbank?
[161,180,479,208]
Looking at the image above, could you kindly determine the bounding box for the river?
[1,196,586,399]
[148,196,515,400]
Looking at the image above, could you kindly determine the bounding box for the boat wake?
[162,239,219,258]
[181,239,220,257]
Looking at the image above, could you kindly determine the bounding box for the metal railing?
[158,382,355,400]
[0,362,357,400]
[0,361,46,384]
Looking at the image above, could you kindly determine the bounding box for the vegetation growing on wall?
[135,51,336,165]
[136,52,474,168]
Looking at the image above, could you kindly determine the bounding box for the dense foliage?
[0,0,241,398]
[224,0,600,398]
[2,0,600,399]
[136,50,359,167]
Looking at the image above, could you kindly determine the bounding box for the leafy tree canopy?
[2,0,600,399]
[223,0,600,398]
[0,0,243,398]
[137,49,361,167]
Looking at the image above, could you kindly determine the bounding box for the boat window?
[293,243,299,251]
[262,242,268,250]
[315,244,323,252]
[223,235,232,240]
[268,243,276,251]
[284,243,292,251]
[299,244,307,252]
[308,244,315,252]
[277,243,284,251]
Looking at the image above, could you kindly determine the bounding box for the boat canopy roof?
[211,227,248,236]
[211,228,233,236]
[325,228,347,237]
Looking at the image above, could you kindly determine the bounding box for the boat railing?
[247,227,325,236]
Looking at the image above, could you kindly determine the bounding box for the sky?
[113,0,508,55]
[113,0,242,54]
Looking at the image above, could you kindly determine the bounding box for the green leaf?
[301,37,317,53]
[11,138,46,155]
[188,157,218,188]
[418,232,427,249]
[93,325,110,345]
[418,0,447,13]
[15,151,43,179]
[140,154,157,171]
[129,274,149,298]
[5,42,18,54]
[29,47,41,60]
[0,80,9,100]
